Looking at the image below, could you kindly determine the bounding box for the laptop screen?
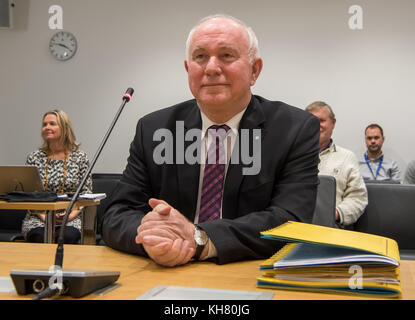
[0,166,45,195]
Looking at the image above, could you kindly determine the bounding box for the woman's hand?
[55,209,82,224]
[35,212,46,222]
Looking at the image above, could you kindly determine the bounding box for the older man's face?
[185,19,261,115]
[308,107,336,149]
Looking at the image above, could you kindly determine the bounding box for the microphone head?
[123,87,134,101]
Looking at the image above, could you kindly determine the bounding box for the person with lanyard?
[21,109,92,243]
[306,101,368,228]
[358,124,402,183]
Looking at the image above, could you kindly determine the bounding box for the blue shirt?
[358,153,402,182]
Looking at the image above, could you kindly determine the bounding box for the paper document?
[137,286,274,300]
[57,193,106,201]
[274,243,399,268]
[78,193,106,201]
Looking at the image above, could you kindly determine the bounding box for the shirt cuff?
[336,206,344,225]
[201,238,217,260]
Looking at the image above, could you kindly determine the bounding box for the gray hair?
[185,14,260,64]
[305,101,336,120]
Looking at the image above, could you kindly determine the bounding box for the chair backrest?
[92,173,122,234]
[354,183,415,250]
[312,175,337,228]
[364,179,400,184]
[0,209,26,241]
[0,210,26,230]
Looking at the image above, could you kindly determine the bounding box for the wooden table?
[0,200,99,244]
[0,242,414,300]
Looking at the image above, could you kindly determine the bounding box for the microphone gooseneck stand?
[32,88,134,300]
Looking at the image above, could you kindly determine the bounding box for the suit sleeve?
[200,115,320,264]
[101,120,151,256]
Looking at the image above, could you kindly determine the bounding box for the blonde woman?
[22,110,92,243]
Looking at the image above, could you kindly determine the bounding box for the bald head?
[183,14,263,123]
[185,14,260,64]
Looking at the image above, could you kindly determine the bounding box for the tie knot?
[208,124,230,140]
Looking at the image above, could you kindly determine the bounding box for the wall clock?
[49,31,77,61]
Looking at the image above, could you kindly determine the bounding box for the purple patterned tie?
[199,124,230,223]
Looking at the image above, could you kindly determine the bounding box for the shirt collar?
[320,139,336,155]
[200,107,246,139]
[365,152,384,161]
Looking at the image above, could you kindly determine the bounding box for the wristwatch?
[193,226,208,260]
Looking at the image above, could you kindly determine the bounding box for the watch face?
[194,228,208,246]
[49,31,77,61]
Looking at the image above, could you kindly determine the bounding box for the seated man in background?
[306,101,368,228]
[358,124,401,183]
[101,14,320,267]
[403,160,415,184]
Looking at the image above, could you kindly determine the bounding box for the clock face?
[49,31,77,61]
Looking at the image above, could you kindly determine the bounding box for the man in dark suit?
[102,14,320,266]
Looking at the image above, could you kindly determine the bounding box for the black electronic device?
[0,165,44,195]
[10,269,120,298]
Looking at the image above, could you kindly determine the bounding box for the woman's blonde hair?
[40,109,80,153]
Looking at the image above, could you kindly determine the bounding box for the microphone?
[123,87,134,102]
[10,88,134,299]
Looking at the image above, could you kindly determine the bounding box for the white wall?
[1,0,414,174]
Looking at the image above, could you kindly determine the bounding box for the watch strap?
[192,227,207,260]
[193,243,205,260]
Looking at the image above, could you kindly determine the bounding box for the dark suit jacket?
[102,95,320,264]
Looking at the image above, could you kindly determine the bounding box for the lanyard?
[364,153,383,180]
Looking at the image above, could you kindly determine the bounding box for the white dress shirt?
[194,107,247,258]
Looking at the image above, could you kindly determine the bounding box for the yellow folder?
[257,221,401,298]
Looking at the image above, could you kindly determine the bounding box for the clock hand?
[57,43,71,50]
[50,41,71,50]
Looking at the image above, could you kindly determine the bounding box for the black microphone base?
[10,269,120,298]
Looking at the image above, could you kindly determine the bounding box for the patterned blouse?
[21,149,93,236]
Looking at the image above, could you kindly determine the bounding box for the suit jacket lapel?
[176,102,202,220]
[222,96,266,219]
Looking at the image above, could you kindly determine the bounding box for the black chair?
[354,183,415,260]
[312,175,337,228]
[0,209,26,242]
[92,173,122,245]
[364,179,400,184]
